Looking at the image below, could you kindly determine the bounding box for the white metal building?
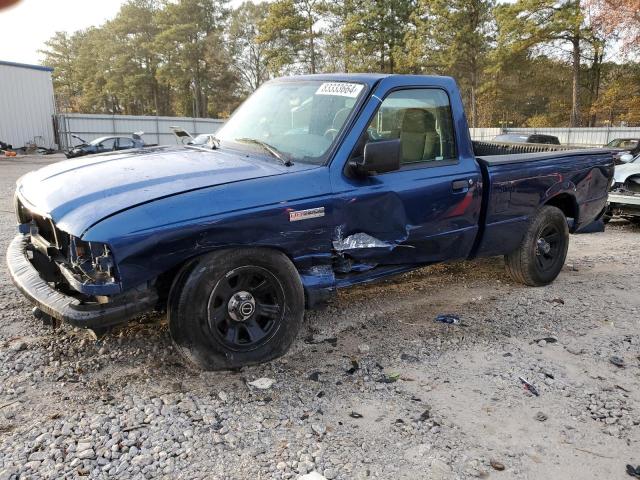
[0,60,56,149]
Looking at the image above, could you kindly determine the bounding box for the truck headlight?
[69,237,117,283]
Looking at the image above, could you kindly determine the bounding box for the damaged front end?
[608,174,640,220]
[7,195,158,328]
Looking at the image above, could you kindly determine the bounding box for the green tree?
[106,0,165,115]
[495,0,592,126]
[40,32,82,112]
[228,1,271,92]
[258,0,324,75]
[156,0,236,117]
[403,0,494,127]
[336,0,415,73]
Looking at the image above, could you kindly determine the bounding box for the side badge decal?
[289,207,325,222]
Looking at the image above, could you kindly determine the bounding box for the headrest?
[401,108,435,133]
[333,108,351,129]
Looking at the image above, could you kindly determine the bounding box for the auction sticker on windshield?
[316,82,364,98]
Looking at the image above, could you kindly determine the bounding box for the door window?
[362,89,457,165]
[117,138,135,149]
[98,138,116,150]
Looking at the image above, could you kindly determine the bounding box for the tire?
[168,248,304,370]
[505,205,569,286]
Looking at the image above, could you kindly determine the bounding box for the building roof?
[0,60,53,72]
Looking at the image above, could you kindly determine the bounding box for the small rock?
[10,341,27,352]
[534,412,548,422]
[400,353,419,363]
[609,356,625,368]
[323,468,336,479]
[357,344,370,354]
[247,378,275,390]
[311,423,326,436]
[76,442,92,453]
[299,472,327,480]
[430,458,452,479]
[77,448,96,460]
[565,344,585,355]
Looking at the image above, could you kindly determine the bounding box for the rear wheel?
[168,249,304,370]
[505,206,569,286]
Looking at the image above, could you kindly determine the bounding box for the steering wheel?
[324,128,339,141]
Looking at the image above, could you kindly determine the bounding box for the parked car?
[8,74,614,370]
[493,133,561,145]
[605,138,640,165]
[64,133,145,159]
[606,153,640,223]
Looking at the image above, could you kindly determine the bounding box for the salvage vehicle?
[65,133,145,159]
[7,74,614,370]
[493,133,561,145]
[605,138,640,165]
[606,153,640,224]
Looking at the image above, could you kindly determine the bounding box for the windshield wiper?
[235,138,293,166]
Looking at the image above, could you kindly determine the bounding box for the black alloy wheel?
[207,266,284,351]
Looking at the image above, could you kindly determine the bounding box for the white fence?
[55,113,224,150]
[53,114,640,151]
[470,127,640,146]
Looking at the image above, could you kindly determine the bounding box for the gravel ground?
[0,154,638,480]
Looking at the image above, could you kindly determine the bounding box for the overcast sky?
[0,0,252,65]
[1,0,602,68]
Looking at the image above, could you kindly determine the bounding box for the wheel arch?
[155,245,315,309]
[544,193,579,232]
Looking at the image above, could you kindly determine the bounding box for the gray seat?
[399,108,441,163]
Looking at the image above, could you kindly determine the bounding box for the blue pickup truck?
[7,74,613,369]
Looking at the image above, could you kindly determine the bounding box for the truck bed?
[476,148,611,166]
[472,140,588,157]
[471,146,614,259]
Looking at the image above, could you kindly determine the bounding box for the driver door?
[333,87,482,267]
[97,138,116,153]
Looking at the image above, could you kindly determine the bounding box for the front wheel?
[505,205,569,286]
[168,249,304,370]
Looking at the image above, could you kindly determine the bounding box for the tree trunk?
[589,47,603,127]
[570,35,580,127]
[309,22,316,74]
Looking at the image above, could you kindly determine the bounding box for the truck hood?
[613,161,640,183]
[17,146,294,236]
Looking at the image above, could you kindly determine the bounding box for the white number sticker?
[316,82,364,98]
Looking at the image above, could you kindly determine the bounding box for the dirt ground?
[0,154,638,479]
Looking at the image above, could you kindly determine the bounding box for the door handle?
[452,178,473,192]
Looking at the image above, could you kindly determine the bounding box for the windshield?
[216,80,366,164]
[608,139,639,149]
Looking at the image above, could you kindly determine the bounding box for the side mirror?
[620,153,634,163]
[352,139,401,175]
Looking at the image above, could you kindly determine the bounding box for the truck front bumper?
[6,234,158,329]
